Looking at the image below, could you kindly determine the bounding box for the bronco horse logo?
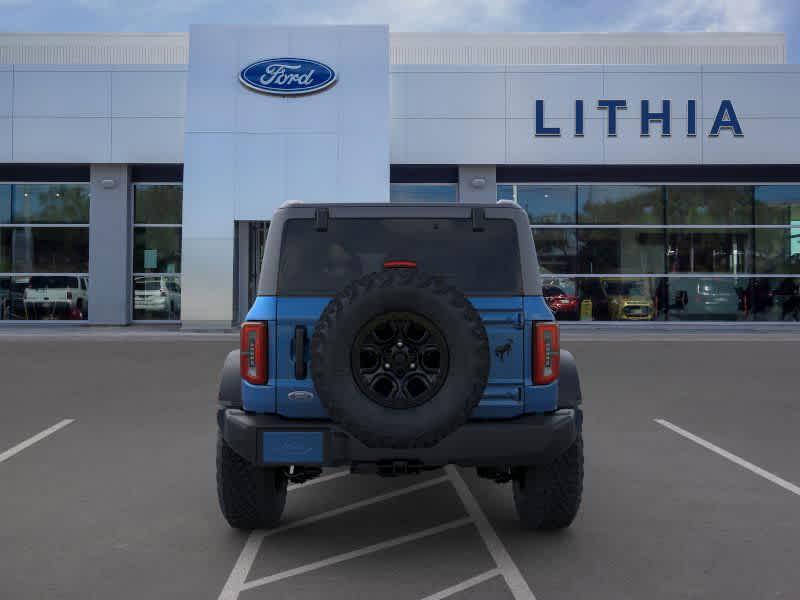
[495,338,513,361]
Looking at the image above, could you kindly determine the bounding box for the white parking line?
[0,419,75,464]
[445,466,537,600]
[269,475,450,538]
[217,475,450,600]
[288,469,349,491]
[240,518,473,591]
[655,418,800,497]
[419,569,501,600]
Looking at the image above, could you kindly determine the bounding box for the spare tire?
[310,269,489,449]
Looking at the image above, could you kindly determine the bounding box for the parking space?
[1,331,799,599]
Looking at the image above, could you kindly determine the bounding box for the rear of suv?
[217,202,584,531]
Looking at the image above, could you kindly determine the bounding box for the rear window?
[277,218,522,295]
[603,280,648,296]
[698,279,737,295]
[29,276,79,289]
[135,278,160,292]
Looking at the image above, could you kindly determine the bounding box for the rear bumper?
[218,408,580,468]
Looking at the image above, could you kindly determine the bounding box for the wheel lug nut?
[384,363,391,369]
[397,341,403,347]
[410,363,416,369]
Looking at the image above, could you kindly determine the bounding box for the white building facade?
[1,28,798,325]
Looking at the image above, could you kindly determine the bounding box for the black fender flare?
[218,350,242,409]
[558,349,582,409]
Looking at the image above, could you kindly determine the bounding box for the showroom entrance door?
[248,221,268,307]
[235,221,269,324]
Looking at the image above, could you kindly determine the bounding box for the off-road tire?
[310,269,490,449]
[512,434,583,530]
[216,433,287,530]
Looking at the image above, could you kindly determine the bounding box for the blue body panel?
[243,294,559,418]
[245,295,277,321]
[274,297,329,418]
[262,431,324,464]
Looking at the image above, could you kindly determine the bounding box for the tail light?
[383,260,417,269]
[240,322,268,385]
[533,322,560,385]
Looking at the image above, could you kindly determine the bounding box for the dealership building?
[0,27,798,327]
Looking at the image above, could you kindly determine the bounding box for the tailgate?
[469,296,525,419]
[273,296,527,420]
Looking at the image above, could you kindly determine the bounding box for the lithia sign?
[535,99,743,138]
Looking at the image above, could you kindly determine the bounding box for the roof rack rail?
[279,200,304,208]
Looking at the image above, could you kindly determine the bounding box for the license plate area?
[261,431,324,464]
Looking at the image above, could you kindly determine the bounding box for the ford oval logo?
[239,58,337,96]
[288,390,314,402]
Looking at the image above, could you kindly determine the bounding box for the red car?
[543,284,579,320]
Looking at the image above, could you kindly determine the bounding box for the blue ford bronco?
[217,202,583,530]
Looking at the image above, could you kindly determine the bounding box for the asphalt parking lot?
[1,329,799,599]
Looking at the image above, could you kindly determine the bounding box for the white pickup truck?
[23,275,88,320]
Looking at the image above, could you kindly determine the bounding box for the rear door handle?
[293,326,307,380]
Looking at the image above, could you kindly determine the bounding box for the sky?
[0,0,797,62]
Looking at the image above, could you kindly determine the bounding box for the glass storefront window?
[578,229,665,274]
[2,275,89,321]
[755,228,800,274]
[746,277,800,321]
[576,277,666,321]
[541,276,579,320]
[545,276,800,322]
[132,184,182,321]
[133,185,182,224]
[578,185,663,225]
[666,229,753,274]
[0,185,10,223]
[501,182,800,322]
[497,184,514,203]
[133,228,181,273]
[516,185,576,224]
[133,275,181,320]
[755,185,800,225]
[532,228,577,274]
[390,184,457,203]
[8,184,90,224]
[666,186,752,225]
[1,228,89,273]
[1,182,89,321]
[666,277,747,321]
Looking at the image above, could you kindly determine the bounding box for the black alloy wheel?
[351,312,449,410]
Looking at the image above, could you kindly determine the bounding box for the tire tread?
[513,434,584,530]
[216,433,287,530]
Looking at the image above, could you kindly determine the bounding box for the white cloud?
[279,0,524,31]
[622,0,781,32]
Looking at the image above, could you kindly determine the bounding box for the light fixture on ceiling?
[470,177,487,189]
